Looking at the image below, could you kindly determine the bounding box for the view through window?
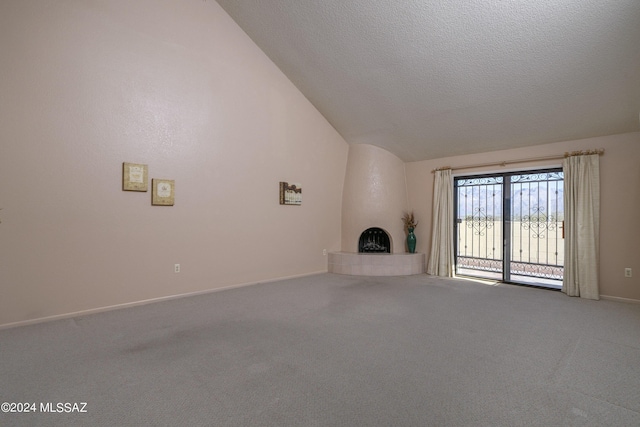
[454,169,564,288]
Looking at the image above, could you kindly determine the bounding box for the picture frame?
[279,182,302,205]
[122,162,148,192]
[152,179,175,206]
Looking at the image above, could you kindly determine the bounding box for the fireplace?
[330,227,424,275]
[358,228,391,253]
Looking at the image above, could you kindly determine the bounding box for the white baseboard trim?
[600,294,640,304]
[0,270,328,330]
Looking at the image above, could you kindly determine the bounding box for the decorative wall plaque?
[122,162,148,191]
[152,179,175,206]
[279,182,302,205]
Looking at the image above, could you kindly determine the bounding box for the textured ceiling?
[215,0,640,161]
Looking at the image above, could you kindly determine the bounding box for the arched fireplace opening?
[358,228,391,253]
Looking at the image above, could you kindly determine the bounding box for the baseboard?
[600,294,640,304]
[0,270,328,330]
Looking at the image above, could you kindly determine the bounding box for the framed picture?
[279,182,302,205]
[122,162,148,191]
[152,179,175,206]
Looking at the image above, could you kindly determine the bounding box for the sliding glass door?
[454,169,564,288]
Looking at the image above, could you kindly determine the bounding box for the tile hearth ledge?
[328,252,425,276]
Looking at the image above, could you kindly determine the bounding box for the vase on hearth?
[407,226,416,253]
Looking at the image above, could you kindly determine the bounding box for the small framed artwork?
[152,179,175,206]
[279,182,302,205]
[122,162,148,191]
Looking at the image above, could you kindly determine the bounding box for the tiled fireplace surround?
[328,252,425,276]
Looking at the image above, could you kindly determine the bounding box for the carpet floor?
[1,273,639,426]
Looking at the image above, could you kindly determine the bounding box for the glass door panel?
[508,171,564,287]
[455,169,564,288]
[455,175,503,281]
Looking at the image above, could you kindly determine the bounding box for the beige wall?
[0,0,348,326]
[1,2,636,328]
[341,144,408,253]
[406,132,640,301]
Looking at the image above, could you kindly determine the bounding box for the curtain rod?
[431,149,604,173]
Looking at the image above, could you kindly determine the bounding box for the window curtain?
[427,169,454,277]
[562,153,600,300]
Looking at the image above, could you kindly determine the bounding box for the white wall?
[0,0,348,326]
[1,1,636,328]
[406,132,640,301]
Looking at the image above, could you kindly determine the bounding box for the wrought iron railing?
[455,169,564,285]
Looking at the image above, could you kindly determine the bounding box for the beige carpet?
[1,273,639,426]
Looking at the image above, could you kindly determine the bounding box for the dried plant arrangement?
[402,211,418,229]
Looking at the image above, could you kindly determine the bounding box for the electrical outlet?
[323,249,327,256]
[624,268,632,278]
[175,264,180,273]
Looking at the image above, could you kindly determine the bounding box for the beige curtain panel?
[427,168,454,277]
[562,153,600,300]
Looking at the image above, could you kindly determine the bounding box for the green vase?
[407,227,416,253]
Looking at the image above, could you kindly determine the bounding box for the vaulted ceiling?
[216,0,640,162]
